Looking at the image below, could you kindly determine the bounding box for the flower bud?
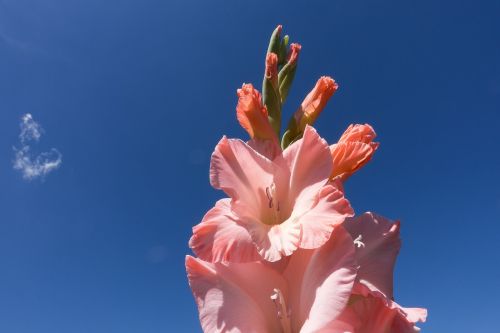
[236,83,277,140]
[265,52,279,88]
[330,124,379,181]
[294,76,338,131]
[278,43,302,103]
[267,25,283,56]
[262,52,281,136]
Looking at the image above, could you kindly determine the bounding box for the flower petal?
[189,199,261,263]
[283,226,357,332]
[338,124,377,144]
[186,255,287,333]
[343,212,401,298]
[330,141,378,181]
[247,138,282,161]
[338,283,427,333]
[244,216,302,262]
[210,137,273,216]
[292,184,353,249]
[282,126,333,212]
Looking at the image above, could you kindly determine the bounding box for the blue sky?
[0,0,499,332]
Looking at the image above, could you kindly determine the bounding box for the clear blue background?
[0,0,498,332]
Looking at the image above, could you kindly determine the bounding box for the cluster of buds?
[236,25,340,150]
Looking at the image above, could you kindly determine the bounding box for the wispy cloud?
[13,113,62,180]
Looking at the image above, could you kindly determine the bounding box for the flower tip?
[287,43,301,65]
[265,52,279,79]
[237,83,255,97]
[318,76,339,98]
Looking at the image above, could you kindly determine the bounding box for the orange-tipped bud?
[294,76,338,131]
[330,124,379,181]
[236,83,277,140]
[338,123,378,144]
[265,52,279,86]
[286,43,301,66]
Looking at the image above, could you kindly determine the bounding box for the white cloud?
[19,113,42,143]
[13,114,62,180]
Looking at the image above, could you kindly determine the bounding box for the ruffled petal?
[284,226,357,332]
[244,216,302,262]
[186,256,288,333]
[210,137,273,216]
[343,212,401,298]
[189,199,261,263]
[291,184,353,249]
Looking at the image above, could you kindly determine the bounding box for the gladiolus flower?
[330,124,379,181]
[293,76,338,132]
[236,83,277,141]
[186,226,358,333]
[189,126,353,263]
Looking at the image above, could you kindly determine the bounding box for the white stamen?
[353,234,365,248]
[270,288,292,333]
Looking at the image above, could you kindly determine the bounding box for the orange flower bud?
[330,124,379,181]
[294,76,338,131]
[286,43,301,66]
[265,52,279,87]
[236,83,277,140]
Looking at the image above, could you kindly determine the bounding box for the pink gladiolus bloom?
[330,124,379,181]
[189,126,353,262]
[186,227,358,333]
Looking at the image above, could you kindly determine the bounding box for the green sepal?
[281,116,301,149]
[262,75,282,138]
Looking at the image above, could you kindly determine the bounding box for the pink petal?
[189,199,261,263]
[338,283,427,333]
[247,138,282,160]
[186,255,287,333]
[343,212,401,298]
[282,126,333,210]
[330,141,378,181]
[284,226,357,332]
[210,137,274,217]
[244,215,302,262]
[292,184,354,249]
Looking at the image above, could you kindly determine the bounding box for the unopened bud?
[236,83,277,141]
[293,76,338,131]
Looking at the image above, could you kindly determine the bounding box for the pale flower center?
[270,288,292,333]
